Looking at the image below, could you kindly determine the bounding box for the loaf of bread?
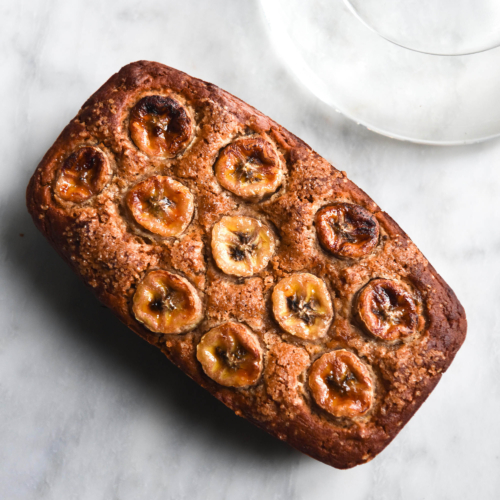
[26,61,467,469]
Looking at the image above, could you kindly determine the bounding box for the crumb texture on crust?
[26,60,467,469]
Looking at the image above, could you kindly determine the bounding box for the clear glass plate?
[345,0,500,56]
[260,0,500,145]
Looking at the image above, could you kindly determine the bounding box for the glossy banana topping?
[197,321,263,388]
[133,270,203,334]
[356,278,420,341]
[54,146,110,202]
[214,137,283,200]
[126,176,194,237]
[211,216,275,277]
[272,273,334,340]
[309,350,374,418]
[129,95,193,158]
[315,202,379,259]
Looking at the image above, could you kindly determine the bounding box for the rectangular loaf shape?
[26,61,467,469]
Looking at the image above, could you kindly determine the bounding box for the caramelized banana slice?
[129,95,193,158]
[126,176,194,237]
[133,270,203,334]
[214,137,283,200]
[197,322,263,387]
[315,202,379,259]
[309,350,374,418]
[356,278,419,341]
[272,273,333,340]
[211,216,275,277]
[54,146,110,202]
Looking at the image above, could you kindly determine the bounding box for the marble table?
[1,1,499,498]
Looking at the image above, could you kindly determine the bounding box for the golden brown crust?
[26,60,467,469]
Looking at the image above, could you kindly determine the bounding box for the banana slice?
[129,95,192,158]
[309,350,374,418]
[197,321,263,388]
[214,137,283,200]
[126,176,194,237]
[54,146,110,202]
[356,278,419,341]
[315,202,379,259]
[133,270,203,334]
[211,216,275,277]
[272,273,333,340]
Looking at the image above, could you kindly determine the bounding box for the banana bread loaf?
[26,61,467,469]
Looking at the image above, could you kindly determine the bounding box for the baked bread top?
[26,61,467,469]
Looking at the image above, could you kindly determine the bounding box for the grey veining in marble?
[1,1,499,498]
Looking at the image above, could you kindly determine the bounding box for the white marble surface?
[1,1,499,498]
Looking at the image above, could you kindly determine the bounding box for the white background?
[1,1,499,498]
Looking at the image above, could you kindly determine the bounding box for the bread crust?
[26,61,467,469]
